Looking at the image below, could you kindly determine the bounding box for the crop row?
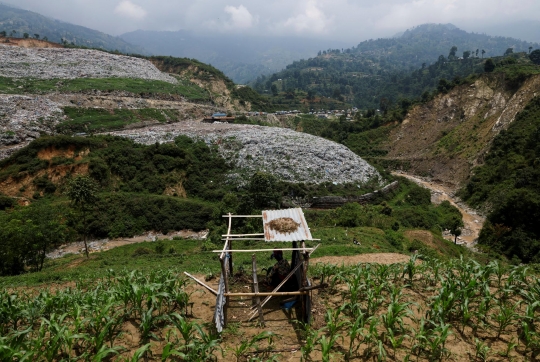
[306,256,540,361]
[0,269,223,361]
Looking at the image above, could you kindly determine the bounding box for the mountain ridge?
[0,3,145,54]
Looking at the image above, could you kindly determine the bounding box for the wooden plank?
[183,272,218,295]
[252,254,265,325]
[221,238,266,241]
[212,248,315,253]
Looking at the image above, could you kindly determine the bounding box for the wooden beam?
[226,291,309,297]
[221,233,264,238]
[220,213,232,260]
[248,261,304,320]
[183,272,218,295]
[309,243,321,256]
[222,215,263,218]
[221,238,266,241]
[212,248,315,253]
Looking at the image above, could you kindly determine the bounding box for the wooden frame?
[212,211,322,331]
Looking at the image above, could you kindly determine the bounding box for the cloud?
[224,5,255,29]
[114,1,147,20]
[280,1,333,35]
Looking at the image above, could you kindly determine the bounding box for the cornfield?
[306,256,540,361]
[0,269,222,361]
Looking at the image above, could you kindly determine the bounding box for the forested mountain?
[0,3,144,54]
[120,30,351,84]
[251,24,540,109]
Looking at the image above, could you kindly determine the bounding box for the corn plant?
[300,322,318,361]
[319,334,339,362]
[230,331,275,362]
[474,338,490,361]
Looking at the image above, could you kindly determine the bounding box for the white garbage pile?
[111,122,382,185]
[0,94,64,146]
[0,45,177,84]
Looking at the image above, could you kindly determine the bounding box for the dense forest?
[251,24,539,109]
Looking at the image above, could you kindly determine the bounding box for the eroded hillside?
[385,72,540,189]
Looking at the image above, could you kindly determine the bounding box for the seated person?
[266,250,291,288]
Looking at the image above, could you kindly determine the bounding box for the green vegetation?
[57,107,181,133]
[0,76,210,101]
[252,23,538,110]
[0,269,220,360]
[460,96,540,263]
[305,257,539,361]
[1,250,536,360]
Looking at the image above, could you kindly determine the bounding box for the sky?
[4,0,540,43]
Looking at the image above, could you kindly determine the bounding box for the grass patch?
[0,76,210,101]
[57,107,180,133]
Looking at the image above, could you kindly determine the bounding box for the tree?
[504,47,513,56]
[67,175,98,258]
[484,58,496,73]
[448,216,463,244]
[248,172,280,209]
[271,83,278,96]
[481,49,486,58]
[476,49,479,57]
[34,34,39,39]
[529,46,533,54]
[11,30,16,37]
[529,49,540,65]
[0,31,5,37]
[448,46,457,59]
[23,33,29,39]
[463,51,471,60]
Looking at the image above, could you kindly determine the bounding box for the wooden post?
[300,241,308,321]
[227,213,233,275]
[220,257,230,328]
[252,254,265,325]
[228,240,233,275]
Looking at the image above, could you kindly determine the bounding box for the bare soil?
[311,253,412,266]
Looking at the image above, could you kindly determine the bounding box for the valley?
[0,13,540,361]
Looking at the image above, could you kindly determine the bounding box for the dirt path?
[392,172,484,246]
[47,230,208,259]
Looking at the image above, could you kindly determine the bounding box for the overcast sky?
[5,0,540,42]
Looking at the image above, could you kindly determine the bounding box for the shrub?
[155,241,165,254]
[132,247,153,256]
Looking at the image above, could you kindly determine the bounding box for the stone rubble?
[0,45,177,84]
[108,122,382,185]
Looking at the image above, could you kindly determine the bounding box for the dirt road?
[392,172,484,246]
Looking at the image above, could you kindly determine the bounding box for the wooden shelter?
[187,208,322,332]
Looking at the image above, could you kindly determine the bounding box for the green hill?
[0,3,145,54]
[251,24,540,109]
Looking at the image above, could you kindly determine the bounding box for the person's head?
[272,249,283,261]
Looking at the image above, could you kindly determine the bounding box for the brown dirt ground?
[311,253,412,266]
[0,37,63,48]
